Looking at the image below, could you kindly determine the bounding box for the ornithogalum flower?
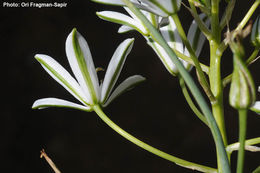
[92,0,181,17]
[32,28,145,111]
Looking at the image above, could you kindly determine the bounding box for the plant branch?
[219,0,260,53]
[179,76,209,126]
[226,137,260,154]
[93,105,217,173]
[40,149,61,173]
[174,48,209,74]
[187,1,212,39]
[220,0,236,31]
[171,14,216,103]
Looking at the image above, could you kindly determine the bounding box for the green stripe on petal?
[101,38,134,104]
[96,11,148,35]
[35,54,89,105]
[32,98,92,111]
[66,28,100,105]
[103,75,146,107]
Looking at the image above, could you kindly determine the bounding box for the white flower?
[92,0,182,17]
[32,28,145,111]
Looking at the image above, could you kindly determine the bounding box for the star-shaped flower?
[32,28,145,111]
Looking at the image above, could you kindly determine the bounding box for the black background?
[1,0,260,172]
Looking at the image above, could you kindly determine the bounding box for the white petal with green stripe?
[35,54,88,105]
[66,29,100,105]
[101,38,134,104]
[103,75,146,107]
[96,11,148,35]
[147,39,177,75]
[32,98,91,111]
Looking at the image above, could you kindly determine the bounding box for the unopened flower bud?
[229,43,256,109]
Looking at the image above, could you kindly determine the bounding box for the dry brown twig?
[40,149,61,173]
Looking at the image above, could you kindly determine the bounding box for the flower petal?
[66,28,100,104]
[146,38,178,75]
[101,38,134,104]
[137,0,168,17]
[32,98,92,111]
[35,54,88,105]
[96,11,148,35]
[250,101,260,114]
[118,25,135,33]
[103,75,146,107]
[139,0,181,17]
[185,13,210,57]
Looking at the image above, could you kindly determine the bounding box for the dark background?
[1,0,260,172]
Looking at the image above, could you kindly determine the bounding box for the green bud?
[229,43,256,109]
[251,15,260,48]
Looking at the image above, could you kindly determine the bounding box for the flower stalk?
[93,104,217,173]
[236,109,247,173]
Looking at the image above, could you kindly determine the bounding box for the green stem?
[220,0,236,30]
[227,137,260,154]
[93,105,217,173]
[179,76,209,126]
[218,0,260,53]
[123,1,231,172]
[234,0,260,36]
[188,1,212,39]
[171,14,216,103]
[174,49,209,74]
[210,0,229,171]
[236,109,247,173]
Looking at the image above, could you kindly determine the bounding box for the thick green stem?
[236,109,247,173]
[209,0,229,171]
[93,105,217,173]
[123,1,231,172]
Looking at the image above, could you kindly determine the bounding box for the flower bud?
[229,44,256,109]
[251,15,260,48]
